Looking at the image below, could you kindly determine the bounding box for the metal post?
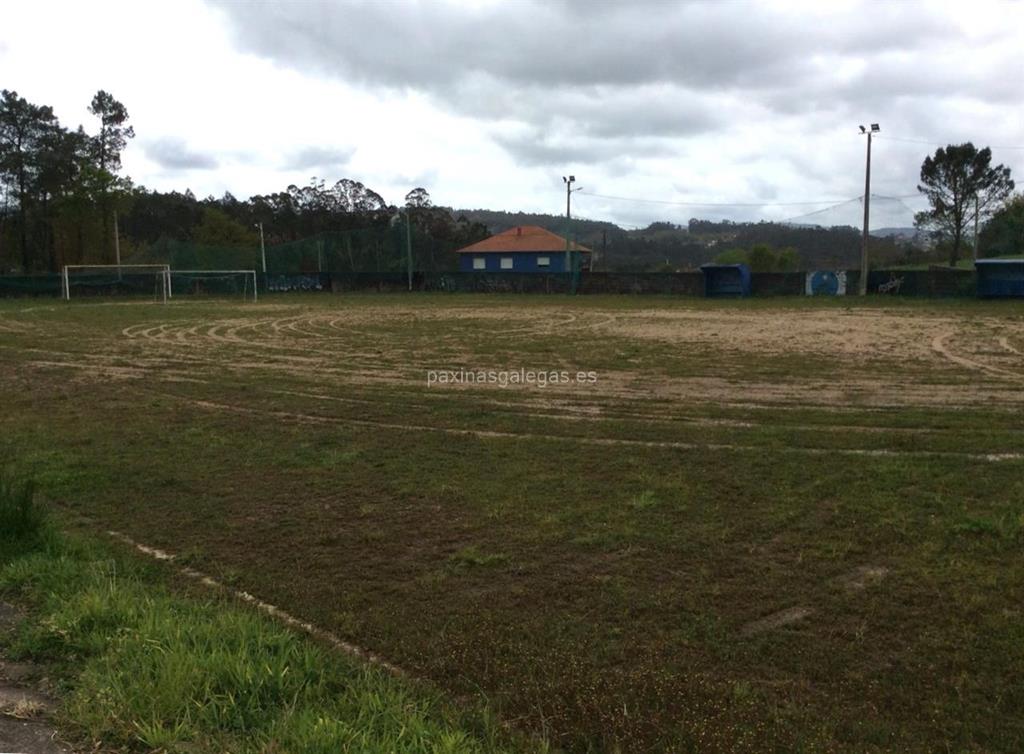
[114,210,122,280]
[859,127,876,296]
[565,180,571,273]
[257,222,267,273]
[405,210,413,292]
[973,194,980,260]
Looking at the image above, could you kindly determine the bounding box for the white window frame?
[500,257,514,270]
[537,256,550,268]
[472,257,486,270]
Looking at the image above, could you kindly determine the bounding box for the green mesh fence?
[133,227,460,275]
[0,274,62,297]
[170,271,257,300]
[65,271,169,300]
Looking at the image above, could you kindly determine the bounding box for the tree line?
[0,89,488,274]
[0,89,133,273]
[2,86,1020,274]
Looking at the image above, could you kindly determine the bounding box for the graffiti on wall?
[267,275,324,292]
[877,274,905,294]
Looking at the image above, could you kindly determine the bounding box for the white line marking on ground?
[180,395,1024,463]
[104,530,404,677]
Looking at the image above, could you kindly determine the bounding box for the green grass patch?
[2,294,1024,751]
[0,525,540,753]
[0,471,53,560]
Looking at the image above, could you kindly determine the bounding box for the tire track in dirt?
[160,392,1023,464]
[998,336,1023,357]
[932,332,1024,381]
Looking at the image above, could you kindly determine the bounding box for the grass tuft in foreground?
[0,504,538,754]
[0,471,52,559]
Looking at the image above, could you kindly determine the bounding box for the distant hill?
[872,227,920,240]
[455,209,618,237]
[452,209,922,272]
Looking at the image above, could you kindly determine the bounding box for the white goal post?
[169,269,259,302]
[62,264,171,302]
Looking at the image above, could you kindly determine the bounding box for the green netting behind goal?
[132,228,462,275]
[65,270,168,300]
[169,271,257,301]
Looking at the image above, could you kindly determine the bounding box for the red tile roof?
[456,225,591,254]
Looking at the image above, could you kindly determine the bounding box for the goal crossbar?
[62,264,171,302]
[170,269,259,302]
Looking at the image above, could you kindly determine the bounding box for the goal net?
[169,270,258,302]
[62,265,170,302]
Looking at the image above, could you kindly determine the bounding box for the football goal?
[62,265,171,302]
[169,270,259,302]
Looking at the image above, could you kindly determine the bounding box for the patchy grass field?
[1,293,1023,752]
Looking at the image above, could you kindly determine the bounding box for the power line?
[577,190,855,208]
[782,197,863,224]
[877,135,1024,151]
[579,190,923,211]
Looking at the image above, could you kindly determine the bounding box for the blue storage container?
[975,259,1024,298]
[700,264,751,297]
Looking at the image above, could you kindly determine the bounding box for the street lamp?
[562,175,582,275]
[858,123,879,295]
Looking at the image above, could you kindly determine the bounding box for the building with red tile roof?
[456,225,591,273]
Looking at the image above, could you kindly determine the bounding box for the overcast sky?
[2,0,1022,228]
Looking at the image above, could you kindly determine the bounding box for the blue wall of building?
[976,260,1024,298]
[458,251,589,273]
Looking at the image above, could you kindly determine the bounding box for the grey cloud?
[144,138,218,170]
[208,0,1000,171]
[397,169,439,191]
[286,145,355,171]
[494,131,676,168]
[205,0,1021,219]
[212,1,960,94]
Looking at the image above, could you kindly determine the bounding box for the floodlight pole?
[563,176,574,272]
[858,124,879,296]
[405,209,413,292]
[562,176,582,279]
[114,210,122,280]
[973,194,980,260]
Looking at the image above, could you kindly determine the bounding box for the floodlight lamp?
[870,123,880,132]
[569,175,575,182]
[859,125,866,133]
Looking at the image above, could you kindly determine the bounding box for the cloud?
[209,0,1017,177]
[494,130,676,168]
[285,145,355,172]
[212,1,962,94]
[143,137,218,170]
